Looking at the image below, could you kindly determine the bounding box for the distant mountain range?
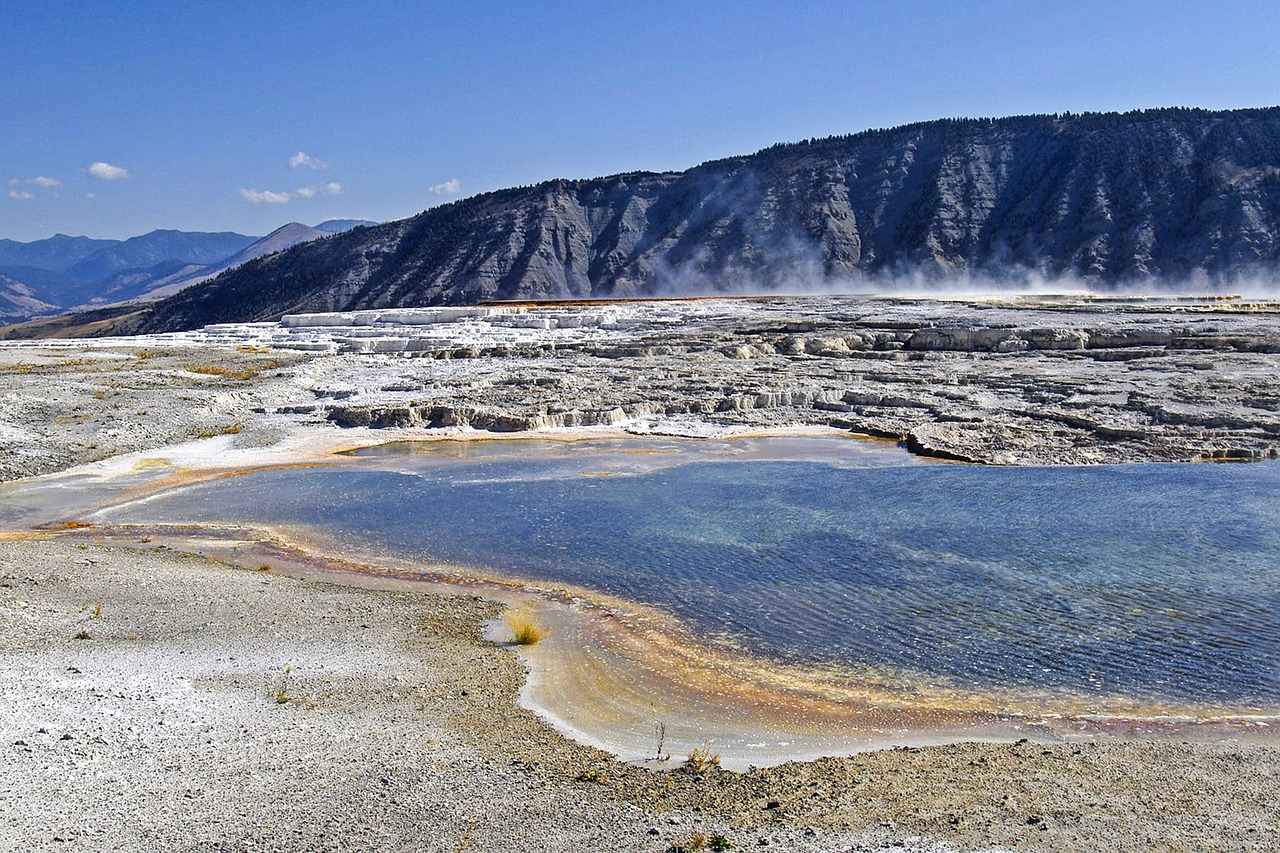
[0,220,377,323]
[7,106,1280,337]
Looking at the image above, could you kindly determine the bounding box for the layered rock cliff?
[73,107,1280,333]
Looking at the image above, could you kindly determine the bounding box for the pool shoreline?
[5,425,1278,771]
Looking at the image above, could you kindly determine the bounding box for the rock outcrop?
[94,106,1280,335]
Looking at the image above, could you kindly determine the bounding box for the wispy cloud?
[87,161,130,180]
[31,176,62,188]
[242,182,341,205]
[289,151,329,170]
[240,188,291,205]
[428,178,461,196]
[7,190,35,201]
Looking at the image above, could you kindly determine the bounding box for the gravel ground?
[1,538,1275,852]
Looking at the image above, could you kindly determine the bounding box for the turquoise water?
[102,438,1280,710]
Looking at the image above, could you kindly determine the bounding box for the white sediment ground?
[2,295,1279,851]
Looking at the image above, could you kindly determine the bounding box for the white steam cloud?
[87,161,129,180]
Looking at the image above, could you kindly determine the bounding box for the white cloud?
[428,178,461,196]
[240,188,291,205]
[294,182,343,199]
[85,192,96,200]
[289,151,329,170]
[87,161,130,180]
[31,176,62,188]
[8,190,34,201]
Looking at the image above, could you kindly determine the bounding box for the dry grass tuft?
[35,520,93,531]
[185,363,255,380]
[505,608,546,645]
[671,831,733,852]
[273,665,292,704]
[684,746,721,774]
[187,423,243,439]
[185,357,286,381]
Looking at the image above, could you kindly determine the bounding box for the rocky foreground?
[2,538,1275,852]
[3,294,1280,851]
[4,294,1280,481]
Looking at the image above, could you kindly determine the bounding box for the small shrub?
[684,746,721,773]
[669,832,732,852]
[670,832,707,852]
[575,768,610,785]
[73,629,91,640]
[505,609,546,645]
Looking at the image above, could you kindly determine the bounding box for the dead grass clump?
[185,363,255,380]
[505,608,546,645]
[187,423,243,439]
[185,357,286,380]
[671,831,733,852]
[35,520,93,531]
[273,665,292,704]
[684,746,721,774]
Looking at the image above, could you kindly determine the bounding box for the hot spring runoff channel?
[101,437,1280,711]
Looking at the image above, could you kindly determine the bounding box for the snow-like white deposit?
[8,293,1275,356]
[0,301,753,353]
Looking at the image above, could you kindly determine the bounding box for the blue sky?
[3,0,1278,242]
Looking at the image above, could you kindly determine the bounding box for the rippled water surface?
[102,438,1280,709]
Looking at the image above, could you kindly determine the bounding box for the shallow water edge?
[3,427,1277,770]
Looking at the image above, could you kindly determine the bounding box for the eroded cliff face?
[127,108,1280,332]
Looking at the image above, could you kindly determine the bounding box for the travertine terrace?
[4,293,1280,482]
